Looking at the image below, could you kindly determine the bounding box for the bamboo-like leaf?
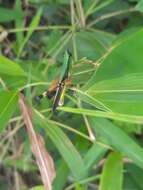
[19,93,56,190]
[89,117,143,169]
[0,56,26,76]
[34,115,88,181]
[59,107,143,124]
[0,91,18,132]
[99,152,123,190]
[87,73,143,115]
[84,143,107,171]
[0,7,23,22]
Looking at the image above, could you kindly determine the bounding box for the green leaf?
[59,107,143,124]
[84,28,143,89]
[136,0,143,12]
[89,118,143,169]
[18,7,43,56]
[0,7,23,22]
[85,0,114,17]
[0,56,26,76]
[0,91,18,132]
[34,115,87,181]
[84,143,107,171]
[30,186,44,190]
[125,164,143,189]
[75,30,116,60]
[72,58,95,85]
[53,160,69,190]
[99,152,123,190]
[75,184,85,190]
[15,0,24,47]
[87,73,143,115]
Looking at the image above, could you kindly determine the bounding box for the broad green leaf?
[75,30,116,60]
[84,28,143,89]
[0,74,26,89]
[0,91,18,132]
[0,7,23,22]
[89,118,143,169]
[34,115,87,181]
[74,88,111,111]
[99,152,123,190]
[18,7,43,56]
[59,107,143,124]
[0,56,26,76]
[84,143,107,171]
[87,73,143,115]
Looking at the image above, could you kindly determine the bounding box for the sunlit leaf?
[0,91,18,132]
[0,56,26,76]
[99,152,123,190]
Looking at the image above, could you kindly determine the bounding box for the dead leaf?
[19,93,56,190]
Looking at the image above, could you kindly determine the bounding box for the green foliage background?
[1,0,143,189]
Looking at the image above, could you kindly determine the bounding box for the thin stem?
[77,92,96,142]
[8,25,71,34]
[35,109,93,142]
[75,0,86,27]
[50,120,93,142]
[88,7,136,28]
[65,175,100,190]
[0,78,8,90]
[70,0,78,61]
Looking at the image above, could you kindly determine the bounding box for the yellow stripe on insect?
[58,85,66,106]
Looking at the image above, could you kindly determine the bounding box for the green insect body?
[35,50,72,113]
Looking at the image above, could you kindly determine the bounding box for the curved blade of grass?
[0,91,18,132]
[0,56,26,76]
[89,118,143,169]
[34,113,87,181]
[59,107,143,124]
[99,152,123,190]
